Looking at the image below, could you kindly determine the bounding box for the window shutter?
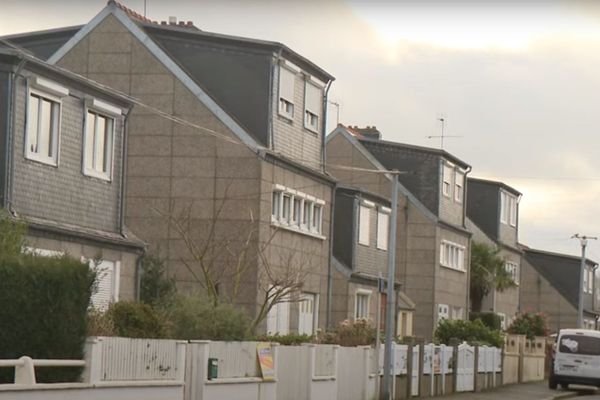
[279,67,295,103]
[359,205,370,245]
[305,82,321,115]
[90,260,115,311]
[377,212,389,250]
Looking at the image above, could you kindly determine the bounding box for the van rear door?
[555,334,600,379]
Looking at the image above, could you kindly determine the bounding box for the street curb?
[541,391,580,400]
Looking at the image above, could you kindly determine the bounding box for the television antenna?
[426,115,462,149]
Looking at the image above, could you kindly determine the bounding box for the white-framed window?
[83,109,115,181]
[584,266,594,294]
[304,81,321,133]
[298,292,318,335]
[454,171,464,203]
[271,185,325,237]
[23,246,64,257]
[376,208,390,250]
[355,290,371,320]
[358,203,372,246]
[278,66,296,120]
[451,306,464,320]
[498,313,507,330]
[440,240,465,271]
[442,164,453,198]
[500,190,517,227]
[25,89,62,166]
[86,258,120,312]
[266,286,290,335]
[437,304,449,323]
[505,261,519,285]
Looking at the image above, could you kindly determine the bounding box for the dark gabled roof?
[524,247,597,308]
[0,26,82,60]
[468,177,522,196]
[357,136,470,170]
[336,184,391,207]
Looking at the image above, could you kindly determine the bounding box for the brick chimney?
[353,125,381,140]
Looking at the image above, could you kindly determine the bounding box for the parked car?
[549,329,600,389]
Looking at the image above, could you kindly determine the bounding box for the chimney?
[186,21,194,27]
[354,126,381,140]
[178,21,185,26]
[168,16,177,25]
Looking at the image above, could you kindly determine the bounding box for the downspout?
[326,181,337,329]
[5,59,27,213]
[463,165,472,314]
[119,106,132,236]
[321,79,332,172]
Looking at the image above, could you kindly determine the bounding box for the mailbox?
[207,358,218,380]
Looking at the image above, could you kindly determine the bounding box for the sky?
[2,0,600,260]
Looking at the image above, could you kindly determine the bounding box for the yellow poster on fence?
[256,342,275,381]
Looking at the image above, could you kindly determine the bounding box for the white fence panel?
[99,337,182,381]
[456,343,474,392]
[276,346,309,400]
[411,346,419,396]
[208,341,260,378]
[337,347,367,400]
[314,345,336,377]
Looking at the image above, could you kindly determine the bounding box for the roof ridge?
[108,0,156,25]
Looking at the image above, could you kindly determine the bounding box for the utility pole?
[381,172,399,400]
[572,234,598,328]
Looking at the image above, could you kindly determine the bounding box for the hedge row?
[0,254,94,383]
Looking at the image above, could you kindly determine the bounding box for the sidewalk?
[437,382,578,400]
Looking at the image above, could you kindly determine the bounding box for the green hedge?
[0,254,95,383]
[435,319,504,347]
[469,312,502,331]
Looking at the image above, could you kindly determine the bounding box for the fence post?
[14,356,35,385]
[175,341,187,382]
[440,345,446,395]
[518,338,524,383]
[418,343,424,398]
[406,343,413,399]
[452,345,458,393]
[83,336,103,384]
[272,343,280,382]
[473,345,479,392]
[187,340,210,400]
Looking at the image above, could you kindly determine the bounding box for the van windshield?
[559,335,600,356]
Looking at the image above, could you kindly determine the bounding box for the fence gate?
[411,345,419,396]
[456,343,475,392]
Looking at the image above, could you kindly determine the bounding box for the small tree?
[507,311,549,339]
[470,242,516,312]
[139,253,177,308]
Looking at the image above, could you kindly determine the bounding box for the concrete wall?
[520,257,578,332]
[0,384,183,400]
[11,70,124,233]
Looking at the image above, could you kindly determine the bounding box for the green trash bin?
[207,358,218,380]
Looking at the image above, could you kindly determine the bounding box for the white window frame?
[437,303,449,323]
[358,202,373,246]
[298,292,318,335]
[355,289,371,320]
[304,80,322,134]
[266,286,290,335]
[505,261,519,285]
[440,240,466,271]
[584,266,594,294]
[83,102,117,181]
[271,185,325,239]
[451,306,464,320]
[85,257,120,312]
[498,313,507,330]
[376,208,390,250]
[25,87,63,166]
[500,190,517,227]
[442,163,453,198]
[278,65,296,120]
[454,171,464,203]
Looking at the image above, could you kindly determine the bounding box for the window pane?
[293,198,302,225]
[359,205,370,245]
[85,112,95,170]
[282,194,291,222]
[27,95,40,153]
[95,115,106,171]
[303,201,311,226]
[38,98,52,158]
[312,205,321,232]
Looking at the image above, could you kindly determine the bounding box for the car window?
[558,335,600,356]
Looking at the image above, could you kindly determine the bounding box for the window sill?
[83,169,112,182]
[440,264,466,273]
[271,220,325,240]
[303,125,319,135]
[277,112,294,123]
[24,154,58,168]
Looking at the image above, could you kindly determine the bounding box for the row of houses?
[1,1,596,340]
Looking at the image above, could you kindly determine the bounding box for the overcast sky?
[2,0,600,260]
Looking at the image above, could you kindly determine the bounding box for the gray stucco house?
[520,247,599,332]
[327,124,472,340]
[466,177,522,328]
[0,45,144,310]
[331,185,415,336]
[4,0,336,334]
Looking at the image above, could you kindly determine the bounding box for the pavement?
[437,381,589,400]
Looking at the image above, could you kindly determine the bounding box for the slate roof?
[524,247,597,309]
[468,177,522,196]
[0,26,82,60]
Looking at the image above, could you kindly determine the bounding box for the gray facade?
[326,125,471,340]
[0,48,143,304]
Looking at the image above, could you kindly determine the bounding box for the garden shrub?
[139,254,176,309]
[254,333,313,345]
[435,319,504,347]
[507,311,548,339]
[317,319,376,346]
[469,312,502,331]
[0,254,95,383]
[167,294,250,340]
[106,301,169,339]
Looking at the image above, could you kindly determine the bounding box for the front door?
[298,293,316,335]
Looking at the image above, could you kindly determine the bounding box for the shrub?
[167,294,250,340]
[0,254,95,383]
[87,309,116,337]
[139,254,176,308]
[106,301,169,339]
[507,311,549,339]
[435,319,504,347]
[317,319,376,347]
[254,333,313,345]
[470,312,502,331]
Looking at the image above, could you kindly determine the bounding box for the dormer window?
[454,171,464,203]
[278,66,296,120]
[83,99,120,181]
[442,163,453,197]
[304,81,321,133]
[500,190,517,226]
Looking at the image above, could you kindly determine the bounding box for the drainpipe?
[462,165,472,315]
[5,59,27,212]
[321,79,332,172]
[119,107,132,236]
[326,181,337,329]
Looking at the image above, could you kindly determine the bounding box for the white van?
[550,329,600,389]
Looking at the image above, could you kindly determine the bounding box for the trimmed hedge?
[0,254,95,383]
